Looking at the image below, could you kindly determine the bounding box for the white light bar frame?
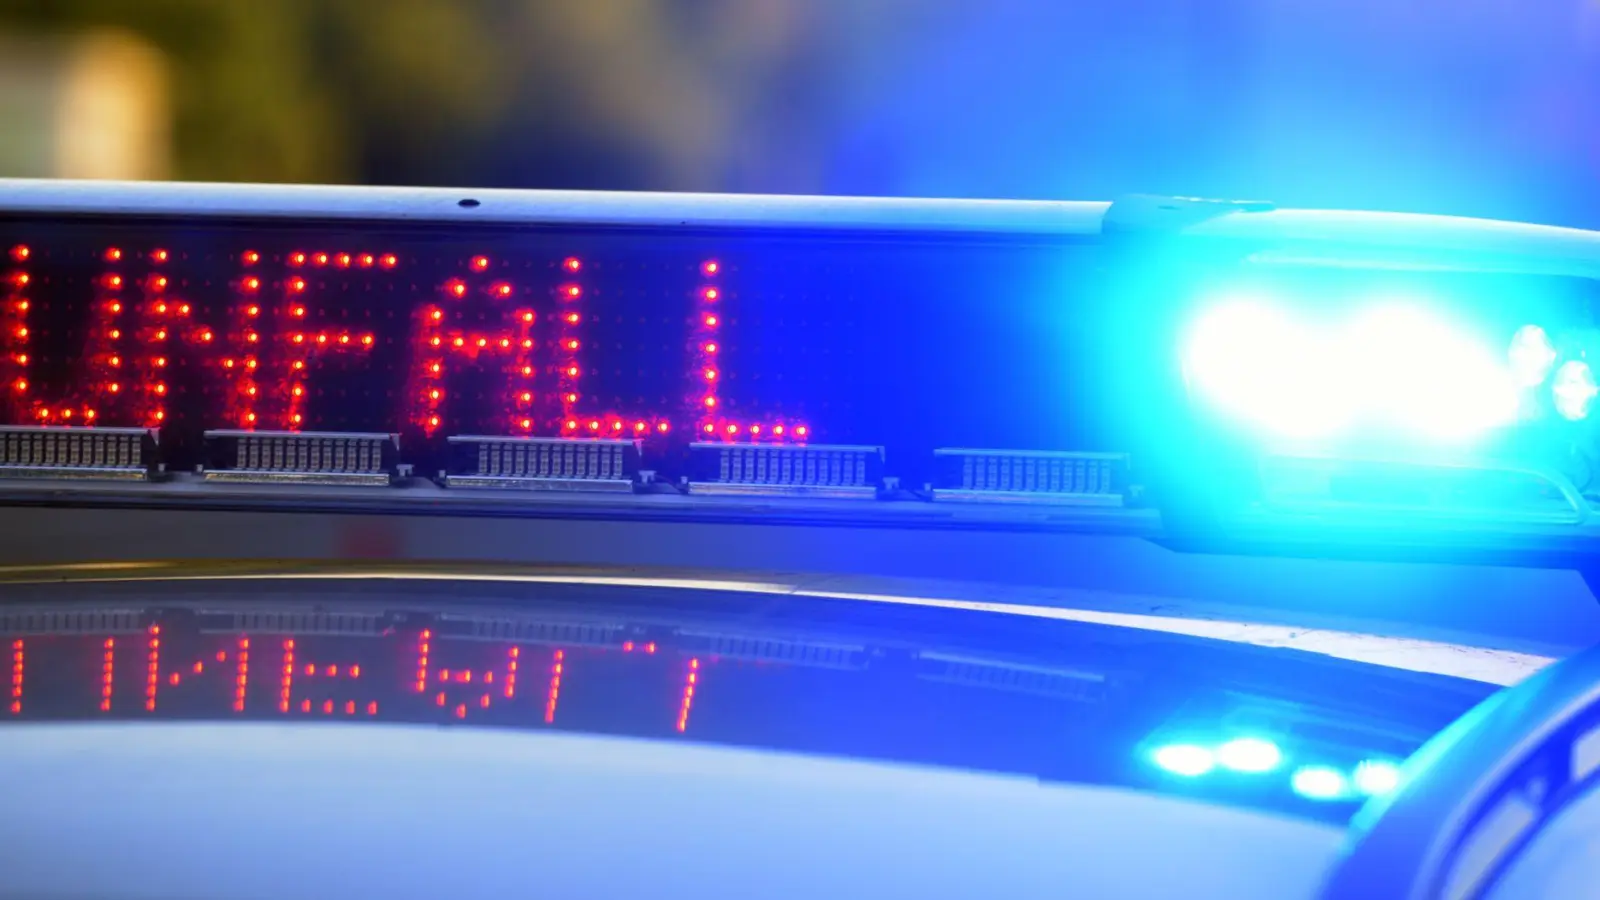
[4,179,1599,279]
[0,178,1108,237]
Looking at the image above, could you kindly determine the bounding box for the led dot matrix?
[0,238,810,471]
[690,259,804,444]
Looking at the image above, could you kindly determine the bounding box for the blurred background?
[1,0,1599,226]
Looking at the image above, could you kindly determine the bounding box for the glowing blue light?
[1553,360,1598,421]
[1352,760,1403,796]
[1349,306,1518,440]
[1182,299,1519,441]
[1151,744,1215,777]
[1291,765,1349,800]
[1508,325,1557,388]
[1215,737,1283,773]
[1181,299,1350,439]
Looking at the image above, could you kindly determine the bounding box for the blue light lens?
[1182,300,1349,439]
[1508,324,1558,388]
[1349,306,1518,439]
[1182,299,1519,441]
[1151,743,1215,777]
[1553,360,1598,421]
[1215,737,1283,773]
[1352,760,1403,796]
[1290,765,1348,800]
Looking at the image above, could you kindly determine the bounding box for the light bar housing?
[932,448,1128,506]
[687,442,884,499]
[5,180,1600,564]
[1257,454,1587,526]
[442,435,639,492]
[200,430,399,486]
[0,425,156,480]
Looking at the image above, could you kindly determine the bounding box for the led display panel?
[0,221,1111,483]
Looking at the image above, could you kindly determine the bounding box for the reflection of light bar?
[0,607,144,634]
[201,430,398,486]
[442,436,639,492]
[0,425,156,480]
[917,651,1105,701]
[678,629,867,669]
[932,448,1127,506]
[199,609,386,636]
[688,442,884,499]
[443,614,629,647]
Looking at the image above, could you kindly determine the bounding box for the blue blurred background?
[0,0,1597,224]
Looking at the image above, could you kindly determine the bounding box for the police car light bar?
[2,179,1600,565]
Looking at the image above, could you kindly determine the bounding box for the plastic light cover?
[1182,298,1519,442]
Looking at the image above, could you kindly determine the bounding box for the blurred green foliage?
[1,0,510,183]
[0,0,923,189]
